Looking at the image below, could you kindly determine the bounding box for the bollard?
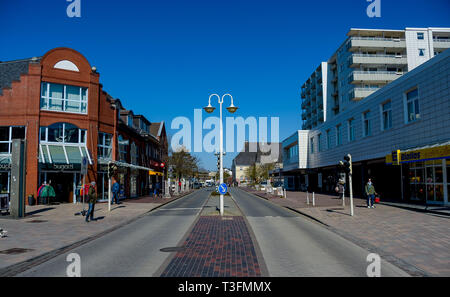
[306,192,310,205]
[283,189,287,199]
[312,192,315,207]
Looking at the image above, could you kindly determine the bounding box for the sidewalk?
[0,192,193,274]
[242,187,450,277]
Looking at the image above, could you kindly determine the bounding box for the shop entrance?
[40,172,79,204]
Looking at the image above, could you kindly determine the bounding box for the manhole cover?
[26,220,48,223]
[0,248,34,255]
[160,246,187,253]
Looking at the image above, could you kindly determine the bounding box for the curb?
[0,190,198,277]
[379,202,450,217]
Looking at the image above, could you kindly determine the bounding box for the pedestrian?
[37,181,46,204]
[365,178,378,209]
[155,181,161,197]
[112,179,121,205]
[86,181,97,222]
[40,181,56,205]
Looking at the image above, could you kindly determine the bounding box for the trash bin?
[28,195,35,206]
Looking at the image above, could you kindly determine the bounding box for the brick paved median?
[161,216,261,277]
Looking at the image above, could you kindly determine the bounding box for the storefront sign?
[0,164,11,170]
[386,144,450,165]
[40,163,79,171]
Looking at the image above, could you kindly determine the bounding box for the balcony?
[433,39,450,50]
[301,90,306,98]
[350,71,404,84]
[349,54,407,67]
[302,111,308,120]
[318,111,324,122]
[349,87,380,101]
[349,37,406,51]
[317,88,323,96]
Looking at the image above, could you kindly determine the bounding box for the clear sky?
[1,0,449,171]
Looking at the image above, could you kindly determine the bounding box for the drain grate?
[160,246,187,253]
[26,220,48,224]
[0,248,34,255]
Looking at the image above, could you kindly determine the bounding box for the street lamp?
[204,94,238,216]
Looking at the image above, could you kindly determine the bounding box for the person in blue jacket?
[111,179,121,205]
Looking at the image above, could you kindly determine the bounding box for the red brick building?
[0,47,166,207]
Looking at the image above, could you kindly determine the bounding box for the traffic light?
[217,155,220,170]
[343,154,352,175]
[108,163,117,178]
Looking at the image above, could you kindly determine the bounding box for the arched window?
[40,123,86,144]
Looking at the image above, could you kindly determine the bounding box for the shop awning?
[98,159,153,172]
[149,170,164,176]
[39,144,93,165]
[386,141,450,165]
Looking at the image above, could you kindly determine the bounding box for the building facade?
[0,48,167,208]
[301,27,450,130]
[283,48,450,205]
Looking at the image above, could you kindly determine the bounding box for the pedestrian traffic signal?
[343,154,352,175]
[108,163,118,178]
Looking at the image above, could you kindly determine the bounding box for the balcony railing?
[351,71,404,83]
[350,54,407,66]
[349,37,406,51]
[349,87,380,101]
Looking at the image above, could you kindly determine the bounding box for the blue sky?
[1,0,449,171]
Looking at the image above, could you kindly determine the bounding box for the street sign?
[81,156,88,175]
[218,183,228,195]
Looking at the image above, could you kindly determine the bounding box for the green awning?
[39,144,92,165]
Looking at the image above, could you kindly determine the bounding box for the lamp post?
[204,94,238,216]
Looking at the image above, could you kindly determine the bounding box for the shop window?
[0,172,9,194]
[40,82,88,114]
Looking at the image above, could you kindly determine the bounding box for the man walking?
[111,179,120,205]
[365,178,377,209]
[86,181,97,222]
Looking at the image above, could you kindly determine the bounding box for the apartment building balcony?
[349,37,406,51]
[311,82,316,90]
[317,76,322,84]
[331,63,337,70]
[350,54,408,67]
[317,88,323,96]
[350,70,404,84]
[318,111,324,122]
[302,111,308,120]
[332,90,339,97]
[349,87,380,101]
[433,39,450,50]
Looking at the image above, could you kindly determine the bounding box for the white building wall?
[304,49,450,169]
[405,28,434,71]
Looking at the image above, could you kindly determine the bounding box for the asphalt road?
[230,188,409,277]
[18,190,210,277]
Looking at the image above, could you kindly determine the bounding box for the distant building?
[232,142,283,184]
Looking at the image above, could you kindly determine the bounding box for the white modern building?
[301,27,450,130]
[283,47,450,205]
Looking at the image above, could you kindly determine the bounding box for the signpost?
[218,183,228,195]
[81,156,88,215]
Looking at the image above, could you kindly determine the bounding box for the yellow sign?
[386,144,450,164]
[149,170,164,176]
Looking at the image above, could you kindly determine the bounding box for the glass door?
[425,160,444,203]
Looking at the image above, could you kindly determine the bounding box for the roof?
[233,142,283,166]
[150,122,162,137]
[0,57,41,95]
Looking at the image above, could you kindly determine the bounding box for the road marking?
[158,208,203,211]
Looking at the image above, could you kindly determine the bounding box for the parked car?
[259,181,268,191]
[193,182,202,189]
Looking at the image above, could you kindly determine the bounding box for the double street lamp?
[204,94,238,216]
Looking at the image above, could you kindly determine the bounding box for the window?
[326,130,332,150]
[363,111,372,137]
[40,123,86,144]
[348,119,355,142]
[318,134,322,152]
[118,135,128,162]
[382,101,393,130]
[98,132,113,159]
[288,145,298,160]
[0,127,26,154]
[418,48,425,56]
[40,82,88,114]
[406,89,420,123]
[336,125,342,146]
[310,137,315,154]
[417,33,424,40]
